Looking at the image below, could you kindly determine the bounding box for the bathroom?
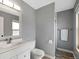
[0,0,78,59]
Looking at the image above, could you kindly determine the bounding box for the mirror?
[0,11,20,37]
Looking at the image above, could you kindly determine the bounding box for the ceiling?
[55,0,76,12]
[22,0,76,12]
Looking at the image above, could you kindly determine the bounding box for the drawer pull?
[24,55,26,57]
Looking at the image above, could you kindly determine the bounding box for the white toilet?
[31,48,45,59]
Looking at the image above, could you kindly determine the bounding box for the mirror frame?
[0,3,22,38]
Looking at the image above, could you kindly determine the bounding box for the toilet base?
[32,55,44,59]
[31,48,45,59]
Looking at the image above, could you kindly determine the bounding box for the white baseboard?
[45,54,55,59]
[72,52,76,59]
[57,48,76,59]
[57,48,73,53]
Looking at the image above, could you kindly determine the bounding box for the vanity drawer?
[18,51,30,59]
[0,50,17,59]
[10,55,17,59]
[0,41,35,59]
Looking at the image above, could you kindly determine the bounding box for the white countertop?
[0,40,35,54]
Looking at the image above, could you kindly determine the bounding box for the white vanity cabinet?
[0,48,31,59]
[0,41,35,59]
[18,51,30,59]
[10,56,17,59]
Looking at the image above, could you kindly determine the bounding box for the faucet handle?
[5,38,8,41]
[9,38,12,40]
[7,38,12,44]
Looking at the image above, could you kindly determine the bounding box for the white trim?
[73,52,76,59]
[57,48,76,59]
[57,48,73,53]
[75,3,79,13]
[45,54,55,59]
[76,48,79,52]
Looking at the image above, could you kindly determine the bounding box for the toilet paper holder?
[48,40,53,44]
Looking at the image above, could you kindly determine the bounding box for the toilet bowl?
[31,48,45,59]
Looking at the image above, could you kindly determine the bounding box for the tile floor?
[42,56,51,59]
[42,49,74,59]
[55,50,74,59]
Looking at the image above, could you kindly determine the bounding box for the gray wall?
[0,11,19,36]
[35,3,55,57]
[15,0,55,57]
[14,0,36,41]
[57,9,74,50]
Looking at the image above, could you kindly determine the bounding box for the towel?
[61,29,68,41]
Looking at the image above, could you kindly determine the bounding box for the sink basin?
[0,39,22,48]
[11,39,22,45]
[0,42,12,48]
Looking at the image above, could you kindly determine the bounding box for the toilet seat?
[31,48,45,59]
[32,48,44,56]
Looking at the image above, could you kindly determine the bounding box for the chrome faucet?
[5,38,12,44]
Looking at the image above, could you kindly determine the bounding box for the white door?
[0,16,4,37]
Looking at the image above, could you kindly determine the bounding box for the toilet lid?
[32,48,44,56]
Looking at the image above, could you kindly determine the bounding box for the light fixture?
[3,0,13,7]
[0,0,21,11]
[14,4,21,10]
[0,0,2,3]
